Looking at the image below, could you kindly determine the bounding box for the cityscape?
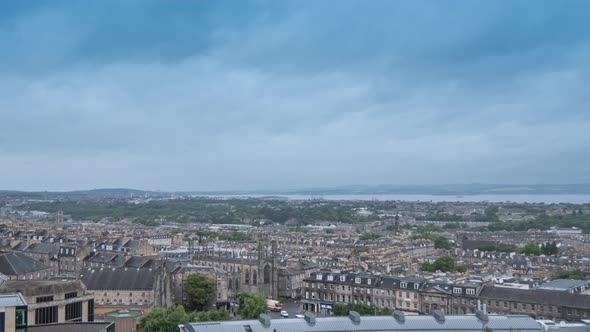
[2,1,590,332]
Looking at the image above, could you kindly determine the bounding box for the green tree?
[433,256,456,272]
[185,273,216,311]
[190,309,230,322]
[139,306,190,332]
[550,241,558,255]
[434,237,453,249]
[422,256,462,273]
[359,232,379,241]
[237,292,268,319]
[333,303,393,316]
[522,242,542,256]
[139,306,229,332]
[555,269,585,280]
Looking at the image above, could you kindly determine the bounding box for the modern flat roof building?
[180,311,561,332]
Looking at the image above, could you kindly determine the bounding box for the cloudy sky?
[1,1,589,191]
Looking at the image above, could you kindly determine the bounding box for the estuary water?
[200,194,590,204]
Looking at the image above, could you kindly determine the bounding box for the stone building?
[193,241,279,299]
[58,244,92,276]
[0,252,54,280]
[80,266,171,315]
[0,279,95,325]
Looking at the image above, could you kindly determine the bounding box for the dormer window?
[414,283,420,290]
[340,276,346,282]
[453,287,462,294]
[367,278,372,285]
[466,289,475,295]
[327,275,334,281]
[316,274,322,280]
[400,282,407,288]
[355,278,361,284]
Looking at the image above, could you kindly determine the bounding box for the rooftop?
[105,309,144,318]
[181,313,543,332]
[0,293,27,307]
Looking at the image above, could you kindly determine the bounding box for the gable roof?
[80,267,157,291]
[0,252,50,275]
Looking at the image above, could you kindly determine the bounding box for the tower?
[56,209,64,224]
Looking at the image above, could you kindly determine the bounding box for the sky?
[1,0,590,192]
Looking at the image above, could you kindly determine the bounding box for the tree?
[422,256,463,273]
[237,292,268,319]
[555,269,585,280]
[333,303,393,316]
[139,306,190,332]
[433,256,455,272]
[139,306,229,332]
[522,242,542,256]
[550,241,559,255]
[434,237,453,249]
[185,273,216,311]
[359,232,379,241]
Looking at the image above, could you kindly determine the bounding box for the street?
[267,302,303,319]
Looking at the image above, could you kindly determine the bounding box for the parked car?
[280,310,289,318]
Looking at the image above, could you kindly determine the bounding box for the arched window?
[252,270,257,285]
[235,279,239,290]
[229,278,233,289]
[264,265,271,284]
[245,269,250,285]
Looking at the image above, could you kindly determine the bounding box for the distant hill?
[0,188,167,200]
[2,184,590,201]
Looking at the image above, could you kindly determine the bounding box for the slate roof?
[80,267,157,291]
[538,279,589,291]
[0,252,50,275]
[124,256,160,269]
[25,242,57,255]
[12,242,28,251]
[85,252,125,267]
[122,239,140,250]
[479,284,590,309]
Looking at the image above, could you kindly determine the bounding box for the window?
[340,276,346,282]
[414,284,419,290]
[88,299,95,321]
[355,278,361,284]
[466,289,475,295]
[400,282,407,288]
[36,295,54,303]
[327,275,333,281]
[35,305,58,324]
[316,274,322,280]
[367,278,372,285]
[453,287,462,294]
[16,307,27,326]
[66,301,83,321]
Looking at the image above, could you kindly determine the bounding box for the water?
[197,194,590,204]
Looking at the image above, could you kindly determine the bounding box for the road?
[268,302,303,319]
